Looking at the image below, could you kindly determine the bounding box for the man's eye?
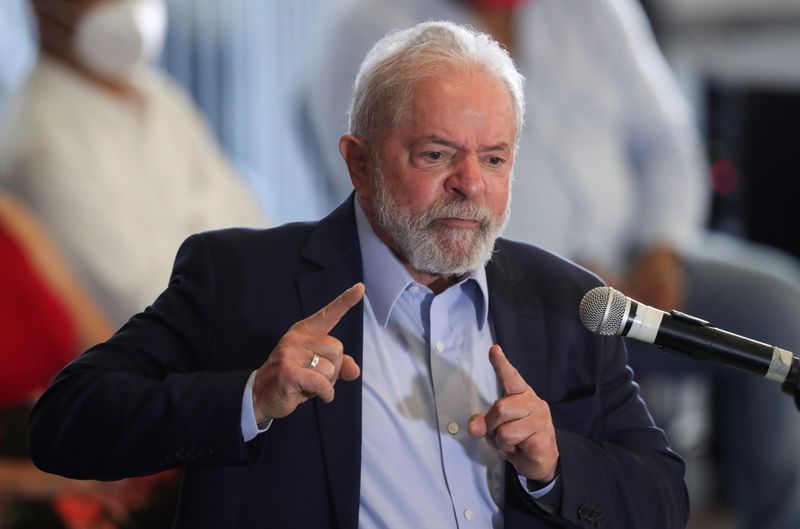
[425,151,444,161]
[487,156,505,166]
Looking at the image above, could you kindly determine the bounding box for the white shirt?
[0,57,267,325]
[301,0,709,272]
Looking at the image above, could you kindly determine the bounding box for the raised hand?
[467,345,559,483]
[252,283,365,423]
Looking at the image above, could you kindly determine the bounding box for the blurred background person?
[0,190,176,529]
[296,0,800,528]
[0,1,264,525]
[0,0,268,327]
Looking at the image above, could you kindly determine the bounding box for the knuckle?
[272,341,296,360]
[531,399,551,418]
[276,380,295,400]
[494,399,512,419]
[274,361,297,381]
[495,424,515,446]
[272,351,290,365]
[494,424,509,441]
[321,336,344,356]
[316,378,334,399]
[319,361,336,380]
[526,435,547,453]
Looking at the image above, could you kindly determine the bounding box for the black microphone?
[578,286,800,385]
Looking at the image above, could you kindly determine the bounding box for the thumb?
[467,412,488,438]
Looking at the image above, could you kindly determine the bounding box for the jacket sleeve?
[29,233,258,480]
[489,242,689,529]
[554,335,689,529]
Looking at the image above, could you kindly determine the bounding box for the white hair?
[348,20,525,148]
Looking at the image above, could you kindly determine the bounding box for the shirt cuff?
[241,370,272,442]
[519,473,559,499]
[518,473,562,515]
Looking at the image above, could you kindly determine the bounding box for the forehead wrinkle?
[411,136,463,149]
[392,74,517,151]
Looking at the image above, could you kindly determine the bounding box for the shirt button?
[434,340,445,352]
[447,422,459,435]
[464,509,474,521]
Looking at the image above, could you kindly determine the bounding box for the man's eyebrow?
[414,136,511,152]
[479,142,511,152]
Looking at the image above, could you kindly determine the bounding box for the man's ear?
[339,134,372,195]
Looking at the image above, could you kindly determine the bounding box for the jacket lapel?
[487,241,549,400]
[487,242,554,528]
[296,197,364,529]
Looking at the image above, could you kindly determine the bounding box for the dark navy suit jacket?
[30,198,688,528]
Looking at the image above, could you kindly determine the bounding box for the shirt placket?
[428,288,490,529]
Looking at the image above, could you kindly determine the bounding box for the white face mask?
[73,0,167,80]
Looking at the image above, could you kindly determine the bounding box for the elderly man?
[30,22,688,529]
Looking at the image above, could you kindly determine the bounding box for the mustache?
[421,199,494,227]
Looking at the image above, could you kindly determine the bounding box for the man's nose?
[446,155,485,199]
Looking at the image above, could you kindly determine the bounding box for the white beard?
[372,168,510,277]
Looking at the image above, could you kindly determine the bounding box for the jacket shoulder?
[198,221,317,251]
[495,238,602,288]
[171,222,321,283]
[491,238,605,320]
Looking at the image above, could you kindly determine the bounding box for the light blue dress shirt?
[354,201,503,529]
[241,201,555,527]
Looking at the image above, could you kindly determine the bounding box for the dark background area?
[707,86,800,259]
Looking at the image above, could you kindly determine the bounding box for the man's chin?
[411,243,493,276]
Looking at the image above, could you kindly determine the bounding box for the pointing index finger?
[489,344,528,396]
[301,283,365,334]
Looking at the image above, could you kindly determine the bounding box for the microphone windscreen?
[579,286,627,336]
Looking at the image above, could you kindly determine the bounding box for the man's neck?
[405,267,461,295]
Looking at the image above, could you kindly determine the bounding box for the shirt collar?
[354,199,489,329]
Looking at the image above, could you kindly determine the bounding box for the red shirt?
[0,227,76,408]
